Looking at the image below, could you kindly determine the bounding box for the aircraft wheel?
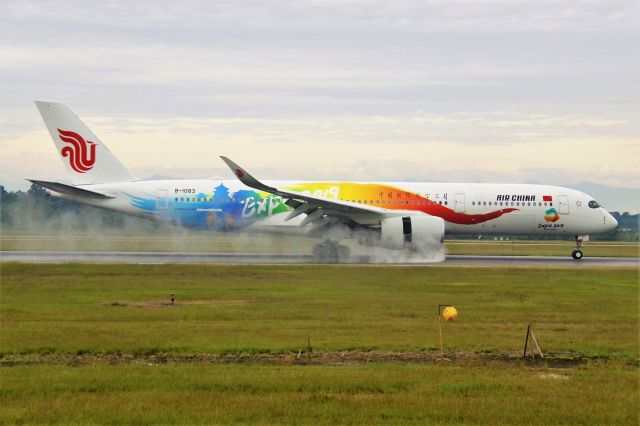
[337,245,351,262]
[571,249,583,260]
[313,241,339,263]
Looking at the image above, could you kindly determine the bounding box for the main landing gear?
[312,240,351,263]
[571,236,584,260]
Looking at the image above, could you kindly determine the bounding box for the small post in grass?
[523,324,544,359]
[438,304,458,357]
[170,292,175,306]
[307,334,312,363]
[523,324,531,358]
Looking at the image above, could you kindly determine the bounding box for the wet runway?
[1,251,637,267]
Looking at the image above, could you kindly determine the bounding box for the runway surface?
[1,251,637,267]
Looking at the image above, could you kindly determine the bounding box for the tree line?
[1,184,169,235]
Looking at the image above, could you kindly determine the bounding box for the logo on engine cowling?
[57,128,97,173]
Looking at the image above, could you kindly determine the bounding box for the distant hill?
[565,182,639,214]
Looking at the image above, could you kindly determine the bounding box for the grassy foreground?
[1,264,638,356]
[1,264,638,424]
[2,362,637,424]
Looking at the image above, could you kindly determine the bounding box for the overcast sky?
[1,0,638,190]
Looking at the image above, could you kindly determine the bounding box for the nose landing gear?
[571,236,584,260]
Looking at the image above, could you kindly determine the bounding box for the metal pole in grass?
[523,324,544,359]
[523,325,531,358]
[438,304,458,357]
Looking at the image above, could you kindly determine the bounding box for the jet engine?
[381,215,445,250]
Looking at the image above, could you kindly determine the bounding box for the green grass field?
[2,363,637,424]
[2,233,639,257]
[1,264,638,424]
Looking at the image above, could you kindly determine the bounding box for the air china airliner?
[31,101,618,261]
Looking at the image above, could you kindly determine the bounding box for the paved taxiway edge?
[1,251,638,267]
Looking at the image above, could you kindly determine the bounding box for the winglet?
[219,156,277,193]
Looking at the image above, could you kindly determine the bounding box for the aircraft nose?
[606,212,618,230]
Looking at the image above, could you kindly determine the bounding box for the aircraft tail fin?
[35,101,137,185]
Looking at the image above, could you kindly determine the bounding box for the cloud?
[0,0,638,189]
[3,111,638,189]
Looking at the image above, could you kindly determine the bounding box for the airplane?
[30,101,618,262]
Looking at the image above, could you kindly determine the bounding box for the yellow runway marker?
[438,304,458,357]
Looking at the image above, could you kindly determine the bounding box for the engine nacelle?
[381,215,445,250]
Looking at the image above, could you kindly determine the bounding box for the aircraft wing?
[220,156,404,227]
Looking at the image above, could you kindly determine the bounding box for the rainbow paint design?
[544,208,560,222]
[285,182,518,225]
[125,184,288,230]
[125,182,519,229]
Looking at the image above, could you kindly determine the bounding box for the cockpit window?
[588,200,601,209]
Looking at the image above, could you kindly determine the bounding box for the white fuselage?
[52,179,618,237]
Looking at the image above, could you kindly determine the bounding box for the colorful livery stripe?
[285,182,518,225]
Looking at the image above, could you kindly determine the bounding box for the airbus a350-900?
[30,101,618,261]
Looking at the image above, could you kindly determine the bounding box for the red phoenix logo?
[57,129,97,173]
[235,169,244,178]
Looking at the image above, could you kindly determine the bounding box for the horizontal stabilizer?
[29,179,114,199]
